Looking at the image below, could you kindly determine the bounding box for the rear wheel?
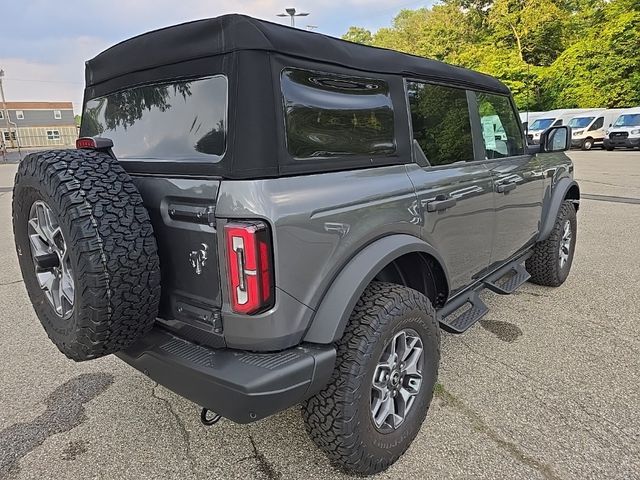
[303,282,440,475]
[13,149,161,361]
[526,201,577,287]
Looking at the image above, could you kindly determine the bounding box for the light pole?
[0,69,15,148]
[276,8,309,28]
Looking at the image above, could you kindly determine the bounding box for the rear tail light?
[224,221,274,314]
[76,136,114,150]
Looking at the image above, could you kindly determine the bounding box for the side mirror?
[540,126,571,153]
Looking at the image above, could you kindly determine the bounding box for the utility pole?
[276,8,309,28]
[0,69,15,148]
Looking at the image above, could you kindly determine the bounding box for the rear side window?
[406,81,473,166]
[281,68,395,158]
[81,76,227,161]
[475,92,524,159]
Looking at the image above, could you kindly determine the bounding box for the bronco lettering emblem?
[189,243,209,275]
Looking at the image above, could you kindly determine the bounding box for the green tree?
[342,26,373,45]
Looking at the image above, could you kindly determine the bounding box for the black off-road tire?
[302,282,440,475]
[526,200,577,287]
[12,149,161,361]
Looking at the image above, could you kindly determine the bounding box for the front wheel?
[526,200,577,287]
[581,138,593,150]
[303,282,440,475]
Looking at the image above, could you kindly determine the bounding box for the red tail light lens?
[76,137,97,149]
[225,221,274,314]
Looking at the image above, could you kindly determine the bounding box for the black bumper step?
[117,328,336,424]
[440,292,489,333]
[484,262,531,295]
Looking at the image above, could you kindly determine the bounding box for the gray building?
[1,101,77,148]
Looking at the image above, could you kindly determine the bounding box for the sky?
[0,0,430,114]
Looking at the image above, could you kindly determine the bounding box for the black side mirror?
[540,126,571,153]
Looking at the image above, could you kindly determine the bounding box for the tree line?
[343,0,640,111]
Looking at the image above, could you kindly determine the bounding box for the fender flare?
[538,178,580,241]
[303,234,449,344]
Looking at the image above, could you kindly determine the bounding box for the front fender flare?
[302,234,449,344]
[538,178,580,241]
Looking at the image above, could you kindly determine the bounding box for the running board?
[438,254,531,334]
[484,262,530,295]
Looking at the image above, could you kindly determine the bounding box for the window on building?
[54,110,62,120]
[281,68,396,158]
[0,111,3,120]
[475,92,524,159]
[3,131,17,141]
[406,81,473,166]
[47,130,61,141]
[16,111,24,120]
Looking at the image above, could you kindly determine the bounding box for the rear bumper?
[604,138,640,148]
[117,327,335,423]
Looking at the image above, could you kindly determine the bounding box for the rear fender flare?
[302,235,449,344]
[538,178,580,241]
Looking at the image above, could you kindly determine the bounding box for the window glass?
[406,81,473,166]
[475,92,524,159]
[0,111,3,119]
[16,111,24,120]
[530,118,554,130]
[47,130,60,140]
[589,117,604,130]
[281,68,395,158]
[54,110,62,120]
[552,119,562,126]
[613,114,640,127]
[81,76,227,161]
[569,117,594,128]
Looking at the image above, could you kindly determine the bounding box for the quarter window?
[475,92,524,159]
[406,81,473,166]
[281,68,395,159]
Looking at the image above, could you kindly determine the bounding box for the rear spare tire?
[12,149,161,361]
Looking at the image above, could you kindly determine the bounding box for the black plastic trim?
[116,327,336,423]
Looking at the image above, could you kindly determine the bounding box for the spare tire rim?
[27,201,75,319]
[370,328,424,432]
[559,219,572,269]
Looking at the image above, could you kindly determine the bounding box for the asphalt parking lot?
[1,150,639,480]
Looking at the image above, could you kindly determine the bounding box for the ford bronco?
[12,15,579,475]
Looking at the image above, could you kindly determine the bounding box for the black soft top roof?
[86,14,508,94]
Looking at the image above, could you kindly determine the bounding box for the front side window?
[81,76,227,161]
[281,68,395,158]
[406,81,473,166]
[475,92,524,159]
[589,117,604,130]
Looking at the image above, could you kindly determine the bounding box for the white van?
[569,109,626,150]
[604,107,640,150]
[519,111,543,132]
[526,109,596,144]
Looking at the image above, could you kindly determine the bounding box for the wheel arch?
[538,178,580,242]
[302,234,449,344]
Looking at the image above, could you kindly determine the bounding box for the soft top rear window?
[80,75,227,162]
[281,68,396,159]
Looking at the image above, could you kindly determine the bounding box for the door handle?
[496,182,517,194]
[426,195,457,212]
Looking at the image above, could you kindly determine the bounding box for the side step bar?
[438,254,531,333]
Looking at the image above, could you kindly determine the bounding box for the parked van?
[604,107,640,150]
[526,109,596,144]
[570,109,627,150]
[519,111,543,132]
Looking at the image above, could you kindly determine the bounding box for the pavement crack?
[0,279,23,287]
[248,434,281,480]
[434,384,561,480]
[150,383,197,475]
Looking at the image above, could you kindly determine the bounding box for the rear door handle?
[426,195,457,212]
[496,182,517,194]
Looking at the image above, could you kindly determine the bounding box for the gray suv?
[12,15,579,475]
